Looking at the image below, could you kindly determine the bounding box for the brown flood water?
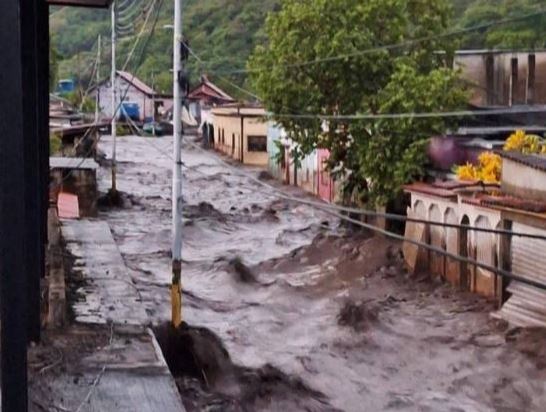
[97,135,546,412]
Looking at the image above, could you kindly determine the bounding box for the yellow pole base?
[171,283,182,328]
[171,260,182,328]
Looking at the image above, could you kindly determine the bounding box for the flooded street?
[97,135,546,412]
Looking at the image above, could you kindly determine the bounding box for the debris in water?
[154,322,339,412]
[229,257,258,284]
[337,300,379,332]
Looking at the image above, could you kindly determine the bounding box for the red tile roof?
[188,76,234,103]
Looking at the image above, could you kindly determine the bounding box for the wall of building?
[317,149,335,202]
[501,159,546,202]
[50,168,97,217]
[405,191,502,298]
[212,106,268,166]
[243,117,268,166]
[455,51,546,107]
[95,79,171,122]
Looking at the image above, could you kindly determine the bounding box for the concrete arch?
[429,204,444,277]
[444,207,459,285]
[474,215,496,297]
[459,215,472,290]
[414,200,426,218]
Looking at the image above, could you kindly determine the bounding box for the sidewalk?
[29,218,185,412]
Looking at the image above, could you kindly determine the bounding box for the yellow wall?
[212,106,268,166]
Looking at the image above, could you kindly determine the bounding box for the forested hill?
[50,0,280,96]
[50,0,545,97]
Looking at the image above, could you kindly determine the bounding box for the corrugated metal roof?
[115,71,172,98]
[495,223,546,327]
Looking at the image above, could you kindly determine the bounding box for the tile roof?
[188,76,234,103]
[499,151,546,173]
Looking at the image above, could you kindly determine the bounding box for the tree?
[459,0,546,49]
[248,0,468,206]
[49,40,61,92]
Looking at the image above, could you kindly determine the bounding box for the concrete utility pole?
[111,0,118,193]
[95,34,101,124]
[171,0,184,328]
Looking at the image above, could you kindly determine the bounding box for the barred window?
[247,135,267,152]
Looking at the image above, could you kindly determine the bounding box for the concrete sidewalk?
[45,219,186,412]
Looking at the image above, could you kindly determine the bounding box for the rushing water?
[98,135,546,412]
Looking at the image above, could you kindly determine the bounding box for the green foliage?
[64,90,96,114]
[50,133,62,155]
[249,0,467,206]
[49,41,61,92]
[50,0,280,99]
[458,0,546,49]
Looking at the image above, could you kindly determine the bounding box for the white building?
[92,70,173,122]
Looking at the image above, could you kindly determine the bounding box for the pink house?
[317,149,335,202]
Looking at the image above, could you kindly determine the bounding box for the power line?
[272,105,546,121]
[181,137,546,240]
[206,7,546,76]
[183,43,261,101]
[50,0,165,189]
[181,137,546,291]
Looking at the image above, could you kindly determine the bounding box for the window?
[247,135,267,152]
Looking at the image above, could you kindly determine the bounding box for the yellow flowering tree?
[455,151,501,183]
[504,130,546,154]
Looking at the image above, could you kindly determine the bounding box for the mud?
[155,323,338,412]
[96,135,546,412]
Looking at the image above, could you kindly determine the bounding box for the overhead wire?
[181,137,546,291]
[180,137,546,240]
[205,7,546,76]
[183,42,261,101]
[50,0,165,189]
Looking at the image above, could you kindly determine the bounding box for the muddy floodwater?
[98,135,546,412]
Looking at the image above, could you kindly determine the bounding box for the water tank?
[119,102,140,121]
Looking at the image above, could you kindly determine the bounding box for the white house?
[92,70,173,122]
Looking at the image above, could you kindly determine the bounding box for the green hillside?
[50,0,545,99]
[50,0,280,97]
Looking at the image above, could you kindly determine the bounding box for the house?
[267,123,337,202]
[211,104,268,166]
[425,50,546,179]
[403,152,546,327]
[455,50,546,107]
[92,70,173,122]
[188,75,235,126]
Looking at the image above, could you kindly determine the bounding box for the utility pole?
[95,34,101,124]
[111,0,118,193]
[171,0,184,328]
[152,70,156,136]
